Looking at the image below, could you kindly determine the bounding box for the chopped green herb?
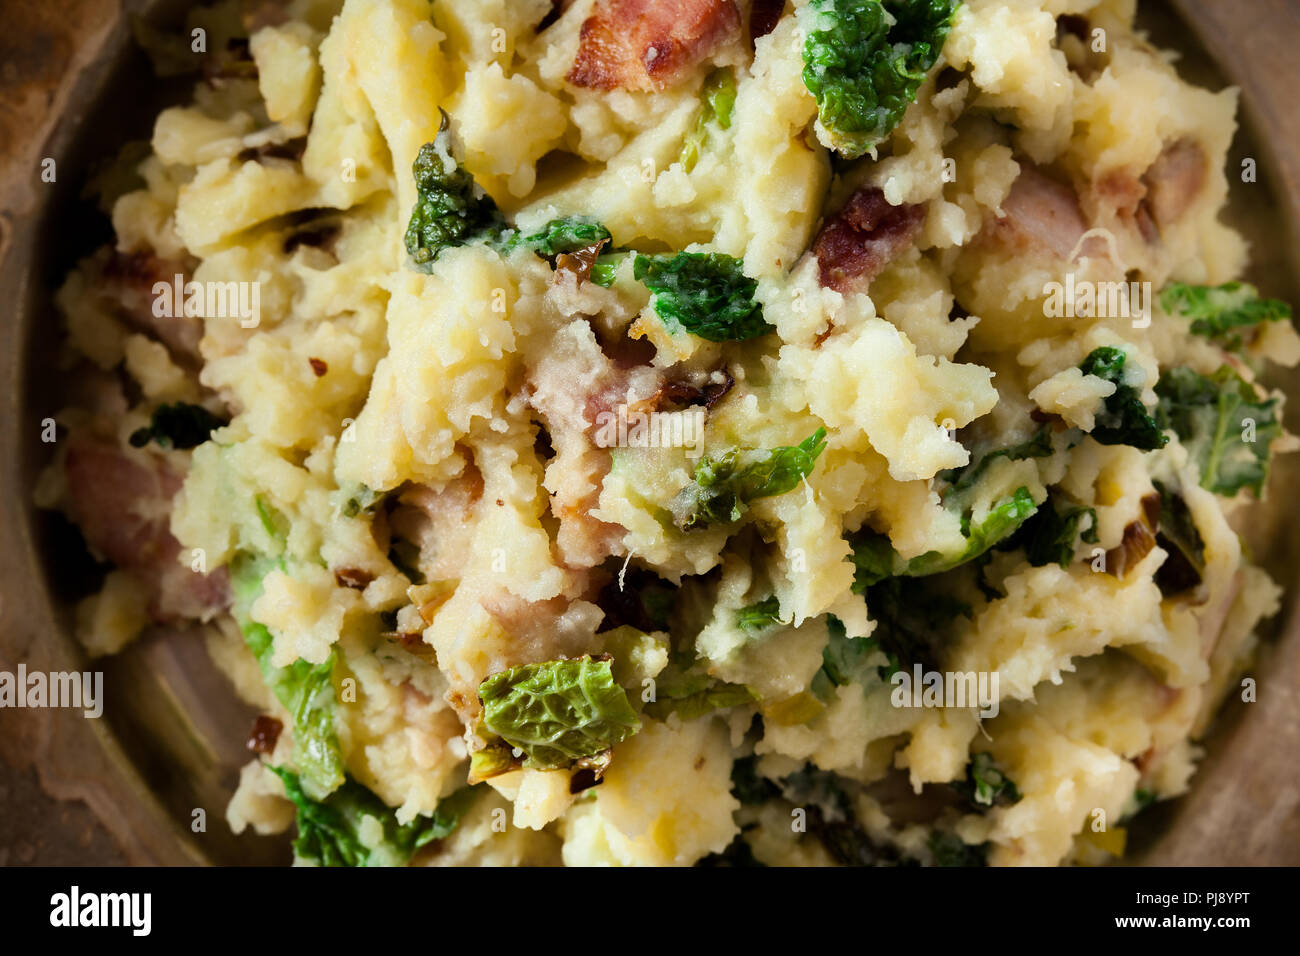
[671,428,828,530]
[800,0,960,158]
[680,68,737,173]
[1079,346,1168,451]
[634,252,772,342]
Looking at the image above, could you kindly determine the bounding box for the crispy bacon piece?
[334,567,374,590]
[555,239,609,285]
[813,186,927,294]
[652,367,735,412]
[1099,139,1207,246]
[567,0,741,92]
[246,715,283,755]
[64,434,230,620]
[1105,492,1161,579]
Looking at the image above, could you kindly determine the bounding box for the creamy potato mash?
[39,0,1299,866]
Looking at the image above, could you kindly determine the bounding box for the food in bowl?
[37,0,1299,866]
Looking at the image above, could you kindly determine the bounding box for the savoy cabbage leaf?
[478,656,641,769]
[272,769,478,867]
[850,486,1038,587]
[1008,495,1099,569]
[509,216,612,257]
[680,68,737,172]
[232,554,344,798]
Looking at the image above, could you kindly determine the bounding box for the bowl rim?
[1,0,1298,865]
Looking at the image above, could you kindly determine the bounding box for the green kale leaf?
[952,751,1022,810]
[812,614,883,694]
[478,656,641,769]
[800,0,960,159]
[232,554,345,797]
[671,428,829,530]
[404,117,506,268]
[680,68,737,172]
[1161,281,1292,352]
[1155,365,1283,497]
[929,831,988,867]
[850,486,1038,587]
[941,426,1052,497]
[644,680,757,722]
[735,595,784,631]
[633,252,772,342]
[859,576,970,673]
[1010,495,1099,569]
[272,769,478,867]
[1079,346,1167,451]
[129,402,227,450]
[510,216,612,257]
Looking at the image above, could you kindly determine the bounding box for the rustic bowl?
[1,0,1297,865]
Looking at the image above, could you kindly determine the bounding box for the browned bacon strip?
[567,0,741,92]
[813,186,927,293]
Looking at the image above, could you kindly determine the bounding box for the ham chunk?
[101,251,204,368]
[388,466,484,582]
[567,0,741,92]
[984,164,1095,260]
[813,186,927,294]
[64,435,228,621]
[1142,138,1207,232]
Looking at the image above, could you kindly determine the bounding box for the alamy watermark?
[890,665,999,718]
[152,274,260,328]
[50,886,150,936]
[594,404,706,457]
[1044,272,1152,329]
[0,665,103,718]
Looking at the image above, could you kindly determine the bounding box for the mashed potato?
[42,0,1298,867]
